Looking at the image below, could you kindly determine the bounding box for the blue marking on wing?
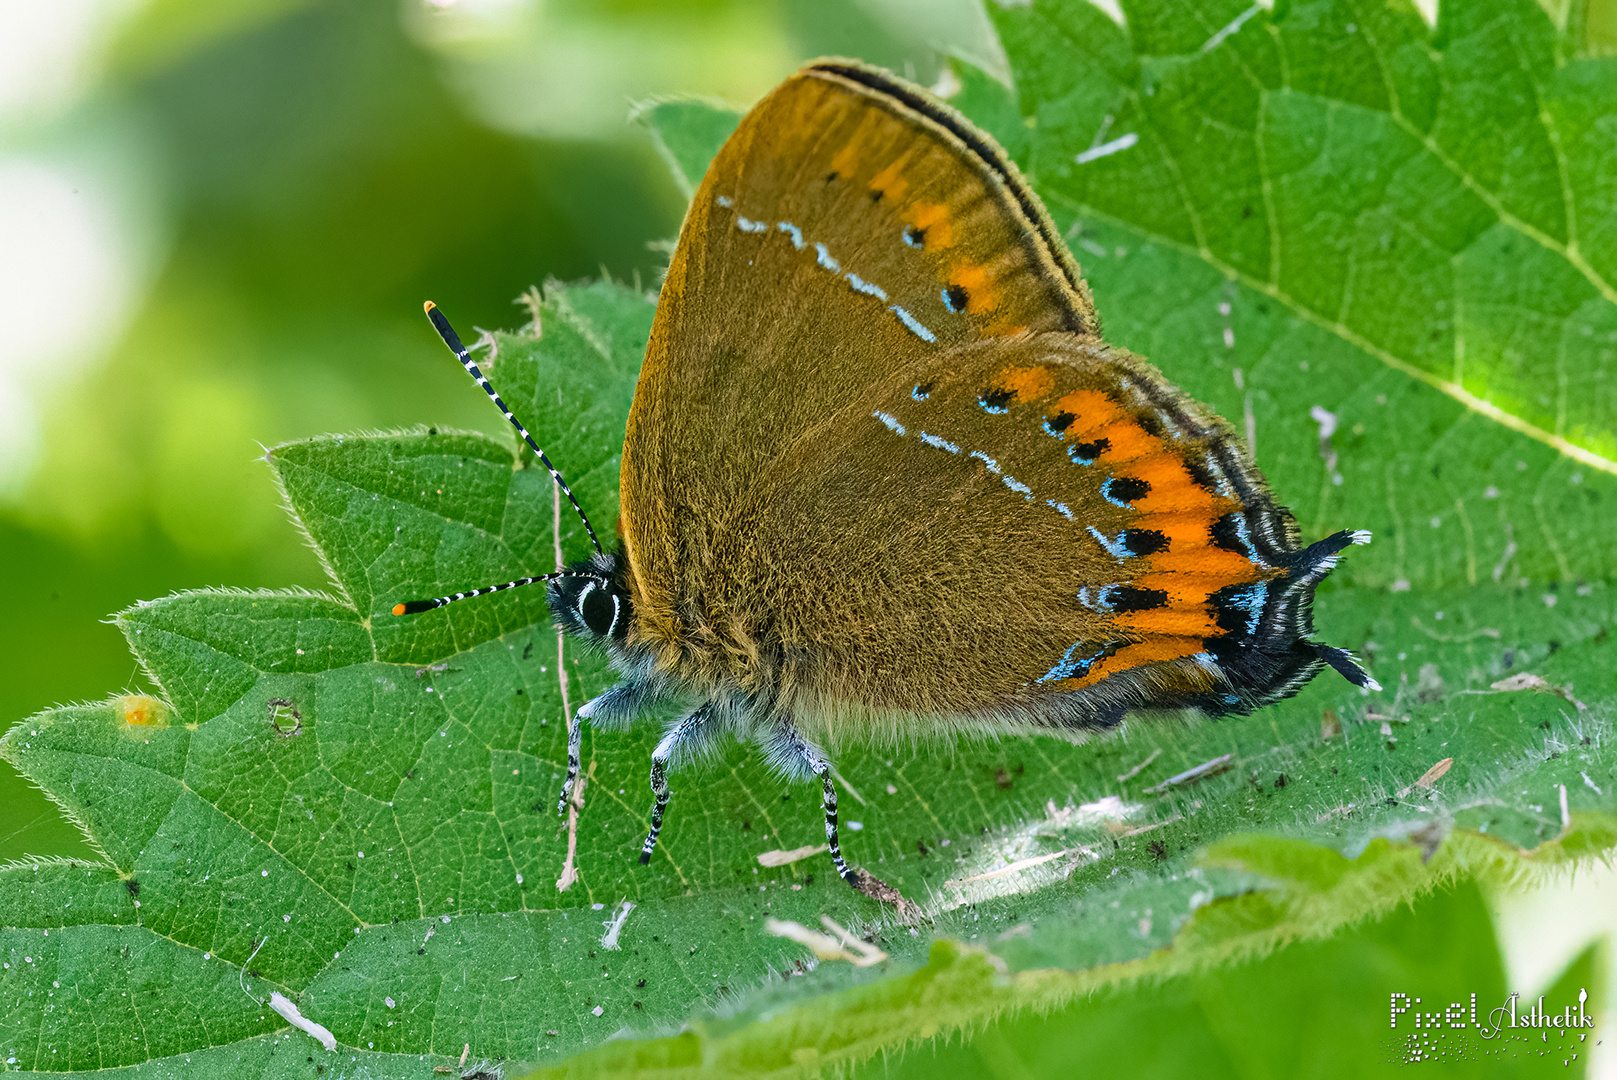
[1100,478,1134,509]
[872,411,906,436]
[1047,500,1075,520]
[969,450,1000,474]
[1087,526,1131,559]
[737,216,768,233]
[1077,585,1119,613]
[847,274,888,301]
[890,305,935,342]
[715,195,733,207]
[777,221,805,249]
[1003,476,1032,497]
[912,384,930,401]
[1225,583,1268,636]
[941,287,964,314]
[1038,641,1109,684]
[920,432,960,454]
[1227,514,1258,560]
[815,242,841,273]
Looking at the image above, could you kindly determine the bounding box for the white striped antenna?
[424,301,602,555]
[390,301,606,618]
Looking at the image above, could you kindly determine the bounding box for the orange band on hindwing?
[1055,636,1210,690]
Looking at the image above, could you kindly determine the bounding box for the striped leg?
[820,769,857,884]
[763,721,857,885]
[639,703,715,864]
[557,707,585,815]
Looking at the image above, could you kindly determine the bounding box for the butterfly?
[395,59,1377,900]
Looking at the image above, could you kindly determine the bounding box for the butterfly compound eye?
[578,582,618,637]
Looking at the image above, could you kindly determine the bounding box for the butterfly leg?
[818,769,859,885]
[577,680,654,727]
[557,703,586,815]
[762,722,858,885]
[640,702,717,864]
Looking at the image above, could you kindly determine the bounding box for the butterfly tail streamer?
[1287,529,1379,691]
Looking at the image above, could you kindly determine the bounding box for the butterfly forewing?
[625,63,1102,634]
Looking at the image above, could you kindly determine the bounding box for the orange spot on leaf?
[119,694,169,730]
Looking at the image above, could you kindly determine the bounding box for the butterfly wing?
[624,61,1096,627]
[620,60,1366,736]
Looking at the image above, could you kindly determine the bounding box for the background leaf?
[3,0,1616,1076]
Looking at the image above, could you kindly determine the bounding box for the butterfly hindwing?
[732,333,1320,741]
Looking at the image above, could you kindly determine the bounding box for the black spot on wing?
[1211,512,1255,557]
[1104,476,1151,504]
[1068,438,1109,464]
[979,387,1014,412]
[1121,529,1168,556]
[1111,586,1168,612]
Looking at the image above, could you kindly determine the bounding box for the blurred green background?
[0,0,1001,861]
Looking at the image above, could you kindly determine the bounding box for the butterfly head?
[548,551,633,645]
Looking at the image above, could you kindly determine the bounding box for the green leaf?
[5,0,1617,1076]
[633,99,743,201]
